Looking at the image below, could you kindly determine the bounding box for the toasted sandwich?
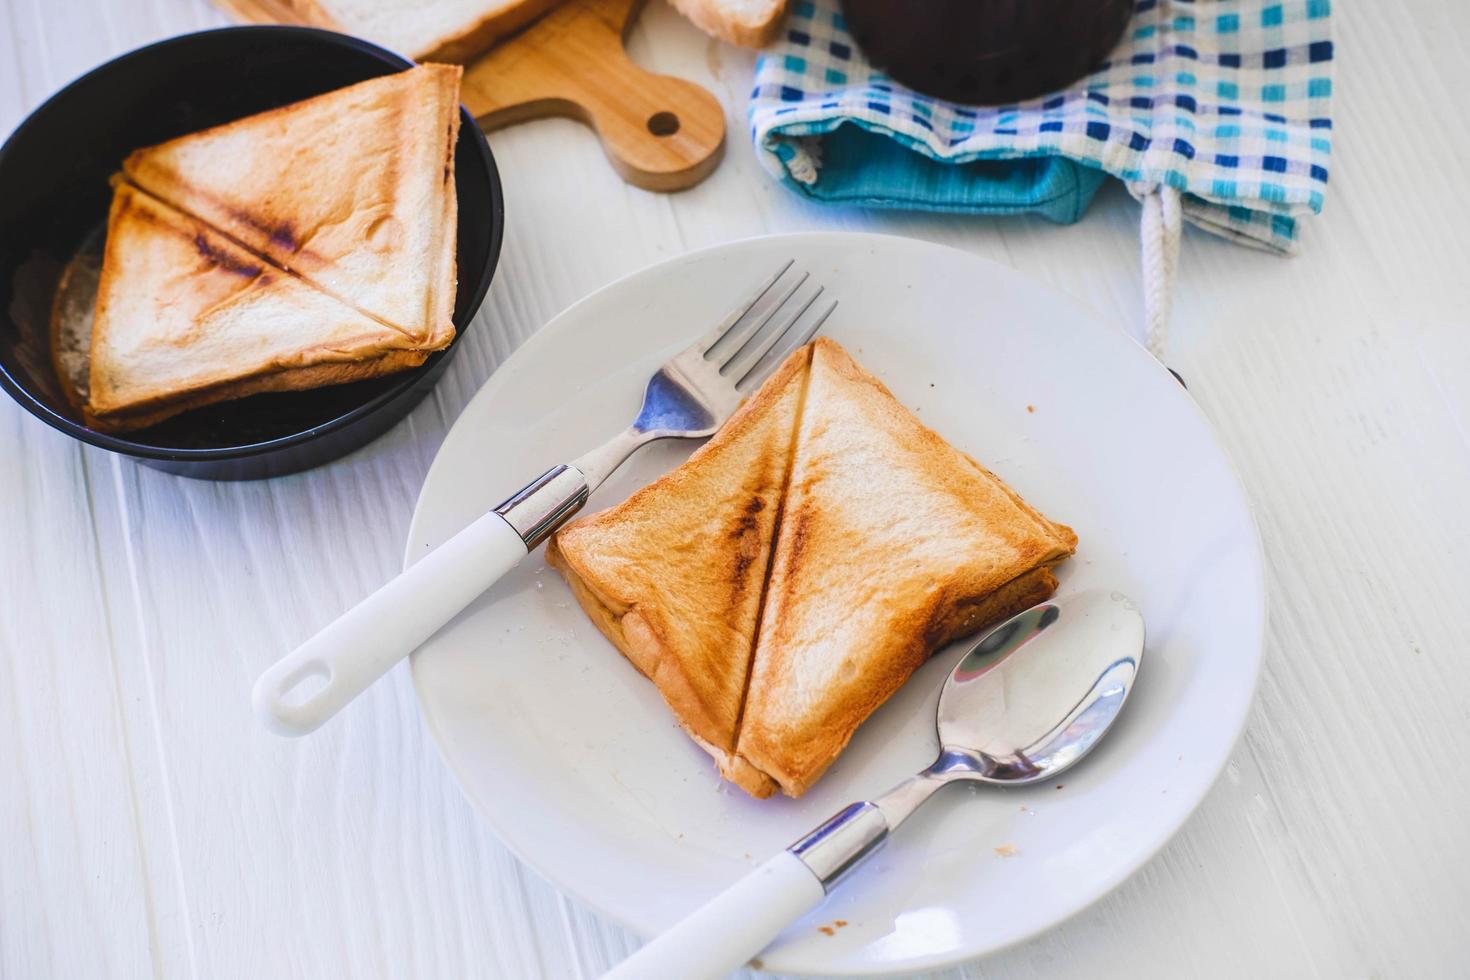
[85,182,428,431]
[728,338,1077,796]
[548,337,1077,798]
[545,349,809,794]
[121,64,462,349]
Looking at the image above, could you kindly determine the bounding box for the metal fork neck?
[571,426,657,491]
[494,428,657,550]
[494,465,590,550]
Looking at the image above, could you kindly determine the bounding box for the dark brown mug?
[840,0,1133,105]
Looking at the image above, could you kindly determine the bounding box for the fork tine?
[791,297,838,349]
[728,286,826,385]
[746,295,840,387]
[696,259,795,355]
[713,271,808,367]
[736,296,838,389]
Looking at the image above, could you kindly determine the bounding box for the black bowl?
[841,0,1132,105]
[0,26,503,480]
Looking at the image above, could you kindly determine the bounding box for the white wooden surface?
[2,1,1467,977]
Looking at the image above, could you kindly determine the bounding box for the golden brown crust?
[49,250,98,414]
[545,537,623,641]
[736,565,1059,797]
[548,346,811,758]
[429,77,462,347]
[732,338,1077,797]
[962,452,1079,553]
[553,526,781,800]
[547,537,733,758]
[84,66,462,427]
[551,338,1076,800]
[716,748,779,798]
[85,183,432,425]
[121,64,462,345]
[549,539,780,799]
[86,349,426,432]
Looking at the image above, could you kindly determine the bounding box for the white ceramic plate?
[407,233,1264,976]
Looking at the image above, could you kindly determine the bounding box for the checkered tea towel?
[750,0,1335,356]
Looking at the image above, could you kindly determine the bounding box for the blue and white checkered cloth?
[750,0,1334,253]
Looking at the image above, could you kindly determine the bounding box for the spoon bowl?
[937,589,1145,785]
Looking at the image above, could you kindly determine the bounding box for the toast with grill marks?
[545,346,810,793]
[549,337,1077,798]
[122,64,462,349]
[85,183,426,431]
[730,339,1077,796]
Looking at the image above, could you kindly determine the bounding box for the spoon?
[603,589,1145,980]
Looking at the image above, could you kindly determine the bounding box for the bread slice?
[213,0,562,62]
[548,338,1076,799]
[545,346,810,788]
[50,247,103,414]
[85,182,426,431]
[729,338,1078,797]
[121,64,462,349]
[670,0,788,47]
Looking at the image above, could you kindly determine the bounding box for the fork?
[253,261,836,736]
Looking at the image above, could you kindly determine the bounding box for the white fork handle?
[603,852,825,980]
[252,511,527,736]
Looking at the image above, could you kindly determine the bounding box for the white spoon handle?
[604,800,897,979]
[251,510,527,735]
[603,851,824,980]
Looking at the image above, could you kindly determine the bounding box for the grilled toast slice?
[545,346,810,788]
[549,337,1076,799]
[730,338,1077,796]
[121,64,462,349]
[85,182,423,431]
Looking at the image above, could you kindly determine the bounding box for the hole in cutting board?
[647,111,680,137]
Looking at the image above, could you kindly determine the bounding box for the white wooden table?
[3,2,1468,977]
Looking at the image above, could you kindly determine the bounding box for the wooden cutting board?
[213,0,725,192]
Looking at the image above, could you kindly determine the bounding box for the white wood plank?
[0,424,168,980]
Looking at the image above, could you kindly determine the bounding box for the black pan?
[0,26,503,480]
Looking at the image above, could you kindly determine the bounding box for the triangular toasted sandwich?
[85,182,427,431]
[121,64,462,348]
[728,338,1077,796]
[549,337,1076,799]
[545,349,809,794]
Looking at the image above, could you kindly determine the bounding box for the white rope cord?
[1139,184,1182,360]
